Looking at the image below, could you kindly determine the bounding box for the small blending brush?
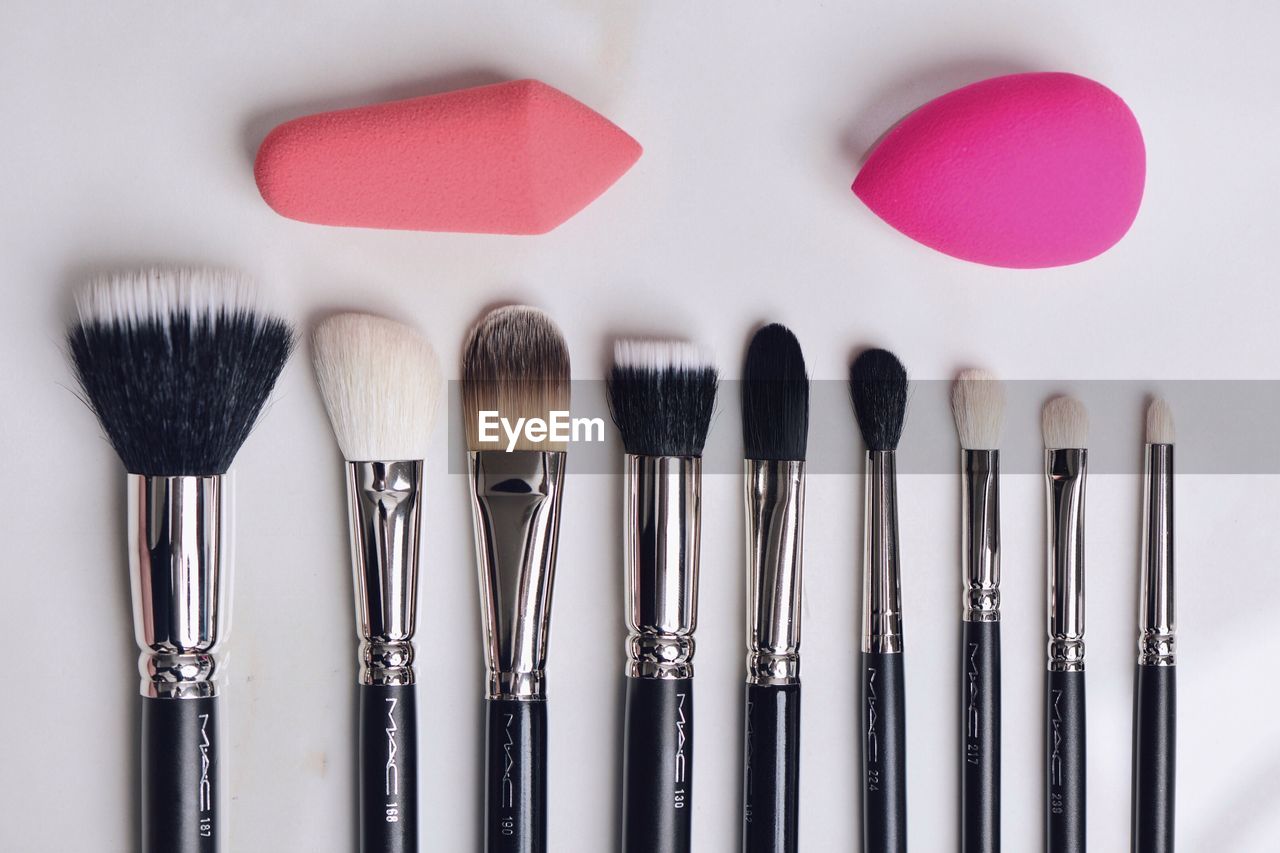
[848,348,909,853]
[462,306,570,853]
[1132,399,1175,853]
[1042,396,1089,853]
[312,313,443,853]
[67,268,293,853]
[607,339,718,853]
[740,324,809,853]
[951,370,1006,853]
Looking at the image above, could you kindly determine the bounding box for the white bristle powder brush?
[1042,396,1089,853]
[312,313,443,853]
[67,267,294,853]
[462,306,571,853]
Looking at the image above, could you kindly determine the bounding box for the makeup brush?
[607,339,718,853]
[462,306,571,853]
[740,324,808,853]
[1132,399,1175,853]
[312,313,443,853]
[66,267,293,853]
[1042,396,1089,853]
[848,348,909,853]
[951,370,1006,853]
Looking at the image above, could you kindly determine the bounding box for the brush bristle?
[951,369,1006,450]
[67,267,295,476]
[1042,396,1089,449]
[312,313,443,460]
[608,339,718,457]
[848,348,908,452]
[1146,398,1175,445]
[461,306,570,451]
[742,324,809,461]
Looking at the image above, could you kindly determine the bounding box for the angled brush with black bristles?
[742,323,809,462]
[608,340,718,457]
[849,347,908,452]
[68,267,295,475]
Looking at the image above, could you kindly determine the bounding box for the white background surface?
[3,3,1279,851]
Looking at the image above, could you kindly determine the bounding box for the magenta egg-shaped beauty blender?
[254,79,642,235]
[852,72,1145,268]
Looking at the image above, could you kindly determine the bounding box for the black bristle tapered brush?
[848,348,909,853]
[740,324,809,853]
[608,340,718,853]
[462,306,571,853]
[313,313,445,853]
[67,268,294,853]
[951,370,1006,853]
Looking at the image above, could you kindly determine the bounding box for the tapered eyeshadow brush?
[848,348,909,853]
[1131,399,1175,853]
[312,313,444,853]
[951,370,1006,853]
[740,324,809,853]
[66,268,293,853]
[607,340,718,853]
[1042,396,1089,853]
[462,306,571,853]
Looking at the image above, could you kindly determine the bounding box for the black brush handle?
[141,695,219,853]
[1046,670,1086,853]
[485,698,547,853]
[359,684,418,853]
[623,676,694,853]
[742,683,800,853]
[961,621,1000,853]
[1131,665,1175,853]
[862,652,906,853]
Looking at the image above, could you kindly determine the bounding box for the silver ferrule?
[862,450,903,654]
[625,454,701,679]
[962,450,1001,622]
[1139,444,1175,666]
[347,460,423,687]
[128,474,230,699]
[1045,449,1087,672]
[468,450,565,700]
[745,459,806,686]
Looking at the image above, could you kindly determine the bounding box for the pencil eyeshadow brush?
[1042,396,1089,853]
[608,340,717,853]
[312,313,444,853]
[462,306,570,853]
[951,370,1006,853]
[740,324,809,853]
[1132,399,1175,853]
[849,348,909,853]
[66,268,294,853]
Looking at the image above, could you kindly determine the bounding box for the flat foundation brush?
[848,348,909,853]
[951,370,1006,853]
[607,340,718,853]
[463,306,571,853]
[740,324,809,853]
[1131,399,1175,853]
[66,268,293,853]
[313,313,444,853]
[1042,396,1089,853]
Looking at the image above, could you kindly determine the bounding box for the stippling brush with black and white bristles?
[848,347,909,853]
[1132,398,1175,853]
[1042,395,1089,853]
[462,306,570,853]
[67,267,293,853]
[740,324,808,853]
[951,369,1007,853]
[312,313,443,853]
[607,338,717,853]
